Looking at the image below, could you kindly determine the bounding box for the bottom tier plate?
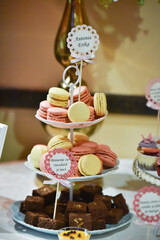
[11,201,133,236]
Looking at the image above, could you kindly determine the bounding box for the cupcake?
[136,134,160,170]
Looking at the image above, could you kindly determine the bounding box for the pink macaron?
[47,107,70,123]
[38,100,53,119]
[96,144,117,168]
[39,152,48,173]
[88,106,95,121]
[71,145,95,156]
[73,86,91,104]
[76,141,98,149]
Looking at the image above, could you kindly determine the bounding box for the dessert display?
[10,24,134,237]
[133,133,160,186]
[133,79,160,186]
[19,185,130,231]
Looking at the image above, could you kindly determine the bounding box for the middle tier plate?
[25,154,119,182]
[35,111,108,129]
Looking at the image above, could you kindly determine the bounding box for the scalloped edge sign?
[133,186,160,223]
[67,24,99,58]
[146,78,160,110]
[44,148,77,180]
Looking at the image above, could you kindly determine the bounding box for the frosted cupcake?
[136,134,159,170]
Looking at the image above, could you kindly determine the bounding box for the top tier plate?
[35,111,108,129]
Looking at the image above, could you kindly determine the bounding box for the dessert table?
[0,159,159,240]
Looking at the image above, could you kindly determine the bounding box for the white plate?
[11,201,133,236]
[35,111,108,129]
[25,155,120,182]
[133,159,160,186]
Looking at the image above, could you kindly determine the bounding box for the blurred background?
[0,0,159,161]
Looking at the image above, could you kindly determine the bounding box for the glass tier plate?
[35,111,108,129]
[132,159,160,186]
[11,201,133,236]
[25,154,120,182]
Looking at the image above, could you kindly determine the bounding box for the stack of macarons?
[37,86,107,123]
[73,86,91,105]
[29,133,117,178]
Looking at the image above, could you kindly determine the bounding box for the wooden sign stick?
[53,181,60,220]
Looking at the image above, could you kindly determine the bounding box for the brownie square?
[88,201,107,220]
[25,196,44,212]
[66,201,87,214]
[69,213,91,230]
[94,194,112,210]
[91,218,106,230]
[112,194,129,215]
[80,185,102,203]
[105,208,123,224]
[32,186,56,205]
[59,188,82,203]
[24,211,49,226]
[20,201,26,214]
[57,202,67,213]
[44,203,67,217]
[37,217,66,229]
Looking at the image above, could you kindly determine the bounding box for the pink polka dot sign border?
[133,186,160,223]
[44,148,77,180]
[146,78,160,110]
[67,24,99,58]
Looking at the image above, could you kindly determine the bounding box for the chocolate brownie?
[59,188,82,203]
[91,218,106,230]
[66,201,87,214]
[37,217,66,229]
[32,186,56,205]
[24,211,49,226]
[88,201,107,220]
[112,194,129,215]
[20,201,26,214]
[69,213,91,230]
[94,194,112,210]
[105,208,123,224]
[44,203,67,217]
[25,196,44,212]
[80,185,102,202]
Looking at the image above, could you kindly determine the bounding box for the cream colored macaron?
[30,144,48,168]
[94,93,107,117]
[68,102,90,122]
[68,132,89,143]
[78,154,101,176]
[48,135,72,150]
[47,87,69,107]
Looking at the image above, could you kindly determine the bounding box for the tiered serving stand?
[10,112,134,235]
[132,159,160,187]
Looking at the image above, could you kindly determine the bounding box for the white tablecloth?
[0,159,159,240]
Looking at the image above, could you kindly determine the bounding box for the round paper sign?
[44,148,77,180]
[146,78,160,110]
[67,25,99,58]
[133,186,160,223]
